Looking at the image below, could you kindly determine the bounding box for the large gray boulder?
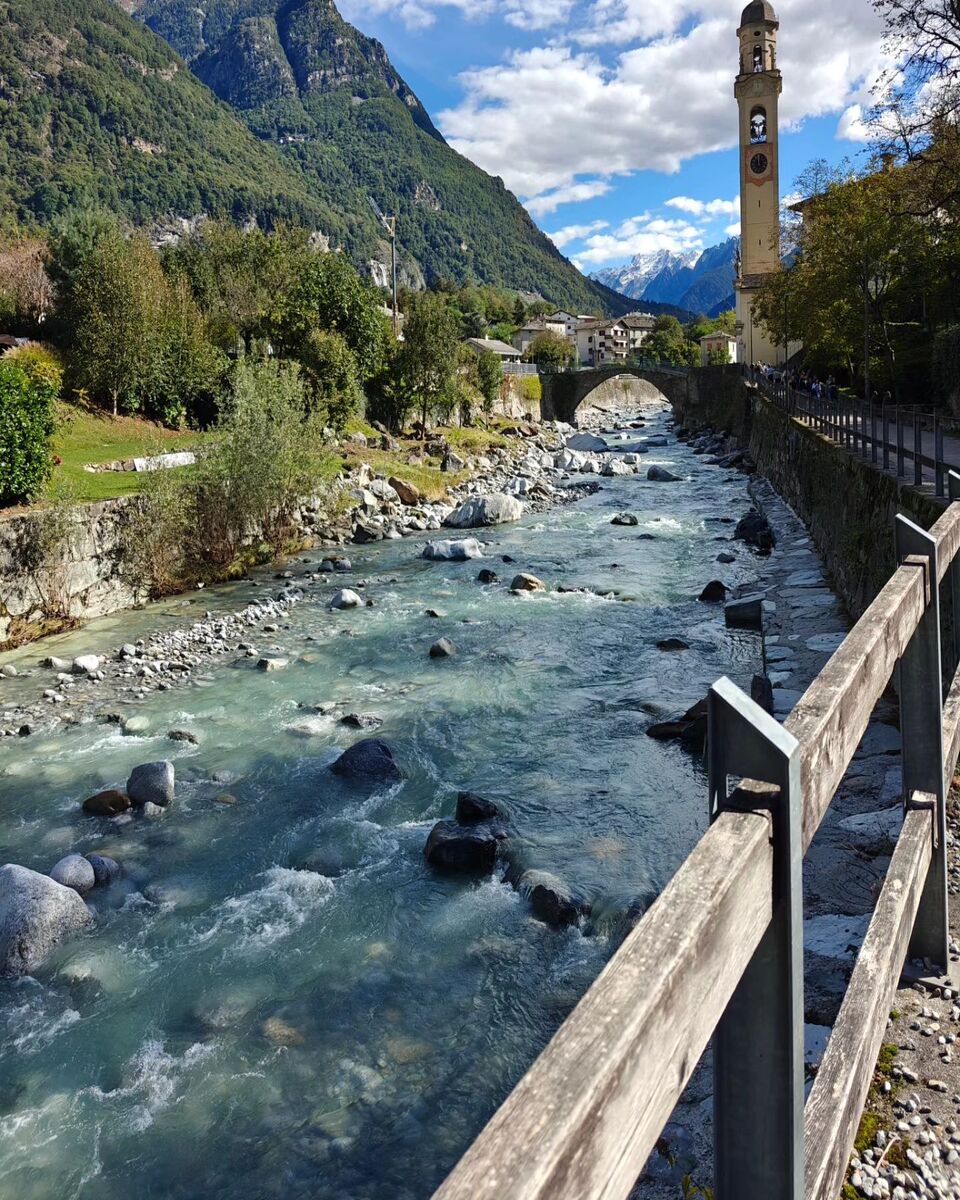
[444,493,523,529]
[330,738,402,783]
[330,588,364,609]
[565,432,606,452]
[647,465,681,482]
[127,760,175,807]
[424,820,499,874]
[0,864,94,977]
[423,539,483,561]
[49,854,96,895]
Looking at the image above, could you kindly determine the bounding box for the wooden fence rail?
[432,477,960,1200]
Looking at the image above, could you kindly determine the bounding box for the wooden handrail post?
[895,515,949,970]
[708,679,804,1200]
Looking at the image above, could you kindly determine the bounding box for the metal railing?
[748,367,955,498]
[431,481,960,1200]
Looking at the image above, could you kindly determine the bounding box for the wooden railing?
[431,480,960,1200]
[748,367,956,498]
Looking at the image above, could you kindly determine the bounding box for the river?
[0,405,765,1200]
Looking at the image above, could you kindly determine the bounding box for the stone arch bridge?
[538,365,691,424]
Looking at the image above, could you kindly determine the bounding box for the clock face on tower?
[750,152,769,177]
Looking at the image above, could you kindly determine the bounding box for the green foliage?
[297,328,364,430]
[644,314,700,367]
[520,375,542,406]
[0,351,60,505]
[401,291,462,430]
[523,330,574,368]
[933,326,960,411]
[473,349,503,414]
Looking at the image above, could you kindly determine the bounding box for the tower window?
[753,44,763,71]
[750,106,768,143]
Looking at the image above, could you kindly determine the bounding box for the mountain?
[593,238,739,317]
[106,0,632,313]
[0,0,337,232]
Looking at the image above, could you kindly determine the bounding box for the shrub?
[520,375,542,405]
[933,325,960,414]
[0,350,61,506]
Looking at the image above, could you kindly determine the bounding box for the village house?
[463,337,522,363]
[699,332,739,365]
[575,314,656,366]
[510,316,568,355]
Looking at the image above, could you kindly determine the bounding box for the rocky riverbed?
[0,398,906,1200]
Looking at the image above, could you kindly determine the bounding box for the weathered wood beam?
[803,804,933,1200]
[431,809,773,1200]
[931,503,960,584]
[943,659,960,780]
[786,563,926,851]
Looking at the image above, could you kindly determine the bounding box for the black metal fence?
[746,367,953,499]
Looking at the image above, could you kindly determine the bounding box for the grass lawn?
[48,404,214,503]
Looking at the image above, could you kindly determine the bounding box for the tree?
[0,238,54,329]
[0,350,60,506]
[644,315,699,367]
[474,349,503,414]
[298,329,364,430]
[523,330,574,369]
[401,292,462,432]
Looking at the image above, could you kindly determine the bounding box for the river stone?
[257,657,289,672]
[388,477,420,505]
[602,459,632,477]
[330,589,363,609]
[646,698,708,748]
[656,638,689,652]
[444,493,523,529]
[725,594,764,630]
[477,568,499,583]
[330,739,402,783]
[127,761,175,808]
[717,551,736,564]
[698,580,728,603]
[50,854,96,895]
[647,465,681,482]
[42,656,72,671]
[424,820,499,874]
[424,539,483,561]
[565,432,606,452]
[85,854,122,888]
[168,729,200,744]
[456,792,501,823]
[82,789,131,817]
[511,574,546,593]
[0,864,94,977]
[611,512,639,526]
[71,654,102,675]
[735,509,776,554]
[122,715,151,735]
[429,638,457,658]
[517,869,590,928]
[339,713,383,730]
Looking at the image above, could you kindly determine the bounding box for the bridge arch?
[539,366,690,424]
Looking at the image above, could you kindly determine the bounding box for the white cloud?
[666,195,739,217]
[836,103,872,142]
[524,178,612,217]
[439,0,889,205]
[340,0,495,29]
[546,219,609,248]
[505,0,576,29]
[724,220,741,236]
[576,215,703,265]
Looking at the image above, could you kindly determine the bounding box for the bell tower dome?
[735,0,783,364]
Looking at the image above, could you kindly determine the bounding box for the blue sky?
[339,0,887,271]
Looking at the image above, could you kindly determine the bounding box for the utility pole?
[369,196,400,339]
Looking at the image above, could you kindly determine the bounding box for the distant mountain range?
[592,238,739,318]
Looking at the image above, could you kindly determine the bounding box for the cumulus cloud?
[439,0,889,206]
[725,220,742,236]
[546,220,610,248]
[836,103,872,142]
[575,215,704,265]
[666,195,740,217]
[524,178,613,217]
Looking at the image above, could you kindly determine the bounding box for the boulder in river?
[331,738,402,783]
[444,494,523,529]
[0,864,94,977]
[647,466,681,482]
[86,854,122,888]
[72,654,102,675]
[516,869,590,928]
[339,713,383,730]
[646,698,708,748]
[257,657,289,672]
[611,512,639,526]
[456,792,502,823]
[565,432,606,452]
[424,820,499,874]
[477,568,499,583]
[50,854,96,895]
[423,539,483,561]
[82,789,131,817]
[127,761,175,808]
[656,638,689,652]
[698,580,728,603]
[330,589,364,609]
[429,638,457,659]
[724,594,764,631]
[510,574,546,593]
[734,509,776,554]
[602,459,632,477]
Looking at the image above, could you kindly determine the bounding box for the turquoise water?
[0,412,762,1199]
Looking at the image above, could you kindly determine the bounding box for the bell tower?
[735,0,783,365]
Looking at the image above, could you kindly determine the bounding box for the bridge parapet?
[539,365,691,422]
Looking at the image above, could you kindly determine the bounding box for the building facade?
[734,0,785,366]
[574,314,655,366]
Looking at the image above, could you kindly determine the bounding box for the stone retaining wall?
[0,499,136,648]
[675,368,944,619]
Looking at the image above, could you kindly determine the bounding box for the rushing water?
[0,407,764,1200]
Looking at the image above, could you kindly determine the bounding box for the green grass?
[47,405,214,503]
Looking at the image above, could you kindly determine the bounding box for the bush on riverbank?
[122,360,338,597]
[0,346,61,506]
